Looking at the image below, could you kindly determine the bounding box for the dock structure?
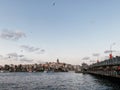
[85,56,120,78]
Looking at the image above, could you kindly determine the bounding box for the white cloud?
[0,29,26,40]
[20,58,33,62]
[93,53,100,57]
[20,45,45,54]
[36,49,45,54]
[20,45,40,52]
[82,57,90,60]
[7,52,24,58]
[104,50,116,54]
[0,55,3,58]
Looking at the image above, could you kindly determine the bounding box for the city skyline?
[0,0,120,65]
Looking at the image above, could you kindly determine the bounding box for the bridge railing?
[90,56,120,67]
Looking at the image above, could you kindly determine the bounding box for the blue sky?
[0,0,120,65]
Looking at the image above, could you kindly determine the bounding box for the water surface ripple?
[0,72,120,90]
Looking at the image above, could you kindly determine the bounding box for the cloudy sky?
[0,0,120,65]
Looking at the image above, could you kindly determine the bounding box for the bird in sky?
[53,2,55,6]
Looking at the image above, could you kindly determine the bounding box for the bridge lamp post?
[109,43,115,59]
[93,53,100,63]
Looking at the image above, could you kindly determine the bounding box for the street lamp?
[93,53,100,63]
[109,43,115,59]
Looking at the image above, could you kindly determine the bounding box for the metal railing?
[90,56,120,67]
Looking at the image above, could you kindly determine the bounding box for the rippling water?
[0,72,120,90]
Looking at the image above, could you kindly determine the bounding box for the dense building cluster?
[0,59,77,72]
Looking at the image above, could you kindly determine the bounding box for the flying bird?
[53,2,55,6]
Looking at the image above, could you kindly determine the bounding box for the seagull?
[53,2,55,6]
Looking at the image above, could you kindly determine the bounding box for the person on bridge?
[116,66,120,75]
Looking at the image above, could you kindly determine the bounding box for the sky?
[0,0,120,65]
